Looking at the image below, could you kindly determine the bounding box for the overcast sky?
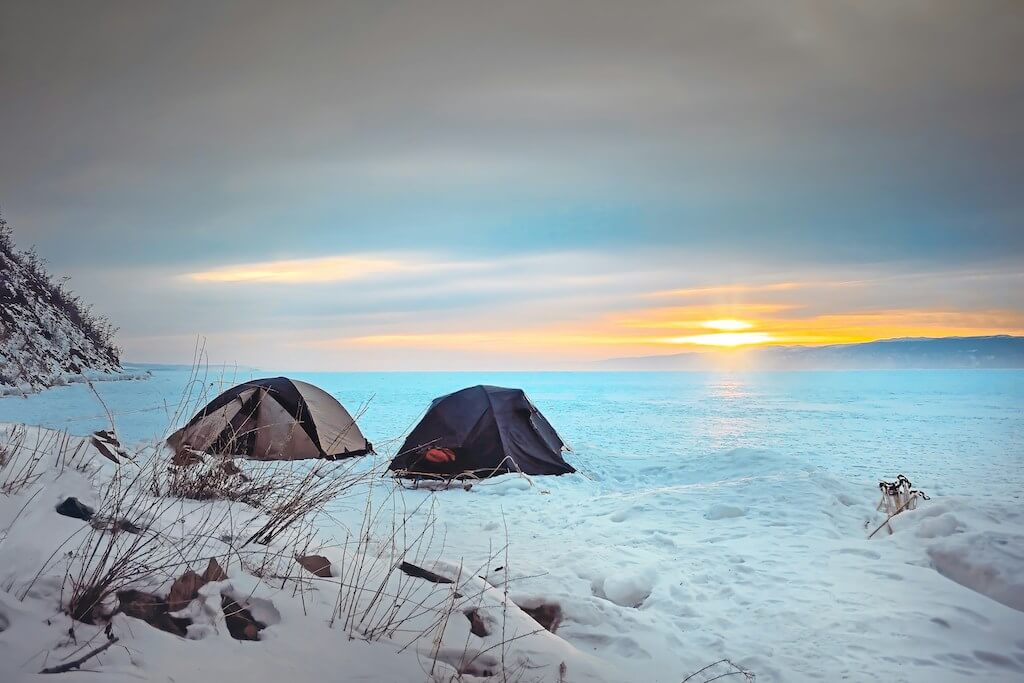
[2,1,1022,369]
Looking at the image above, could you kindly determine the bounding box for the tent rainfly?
[389,385,574,478]
[167,377,372,461]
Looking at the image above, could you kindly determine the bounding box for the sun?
[667,319,774,346]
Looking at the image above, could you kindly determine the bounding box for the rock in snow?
[55,496,96,521]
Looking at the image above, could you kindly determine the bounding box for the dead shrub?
[153,455,277,507]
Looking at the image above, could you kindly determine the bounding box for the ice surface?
[1,367,1023,682]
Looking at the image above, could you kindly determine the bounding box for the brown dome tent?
[167,377,372,461]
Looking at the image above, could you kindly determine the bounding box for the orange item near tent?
[424,447,456,464]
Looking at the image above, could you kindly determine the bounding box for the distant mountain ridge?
[0,215,122,393]
[599,335,1024,370]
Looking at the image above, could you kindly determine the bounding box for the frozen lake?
[2,367,1023,681]
[5,367,1022,492]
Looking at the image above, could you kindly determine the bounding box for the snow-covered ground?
[1,366,1023,682]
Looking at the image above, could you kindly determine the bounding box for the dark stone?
[296,554,333,578]
[518,602,563,633]
[465,608,489,637]
[399,561,452,584]
[221,596,264,640]
[203,558,228,583]
[168,570,204,613]
[167,560,228,613]
[56,497,95,521]
[115,590,190,637]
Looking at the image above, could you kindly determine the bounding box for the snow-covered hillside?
[0,216,122,394]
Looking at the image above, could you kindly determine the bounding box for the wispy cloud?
[331,330,667,350]
[617,303,800,330]
[646,282,810,298]
[185,255,412,284]
[185,253,479,284]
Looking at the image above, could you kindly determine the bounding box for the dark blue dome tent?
[389,385,575,479]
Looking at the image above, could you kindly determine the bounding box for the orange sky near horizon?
[320,301,1024,361]
[171,255,1024,367]
[336,311,1023,354]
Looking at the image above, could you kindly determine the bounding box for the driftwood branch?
[39,637,119,674]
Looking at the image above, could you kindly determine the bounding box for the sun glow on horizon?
[701,319,754,331]
[670,318,770,346]
[668,332,776,347]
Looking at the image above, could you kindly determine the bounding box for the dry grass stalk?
[1,426,93,495]
[681,659,756,683]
